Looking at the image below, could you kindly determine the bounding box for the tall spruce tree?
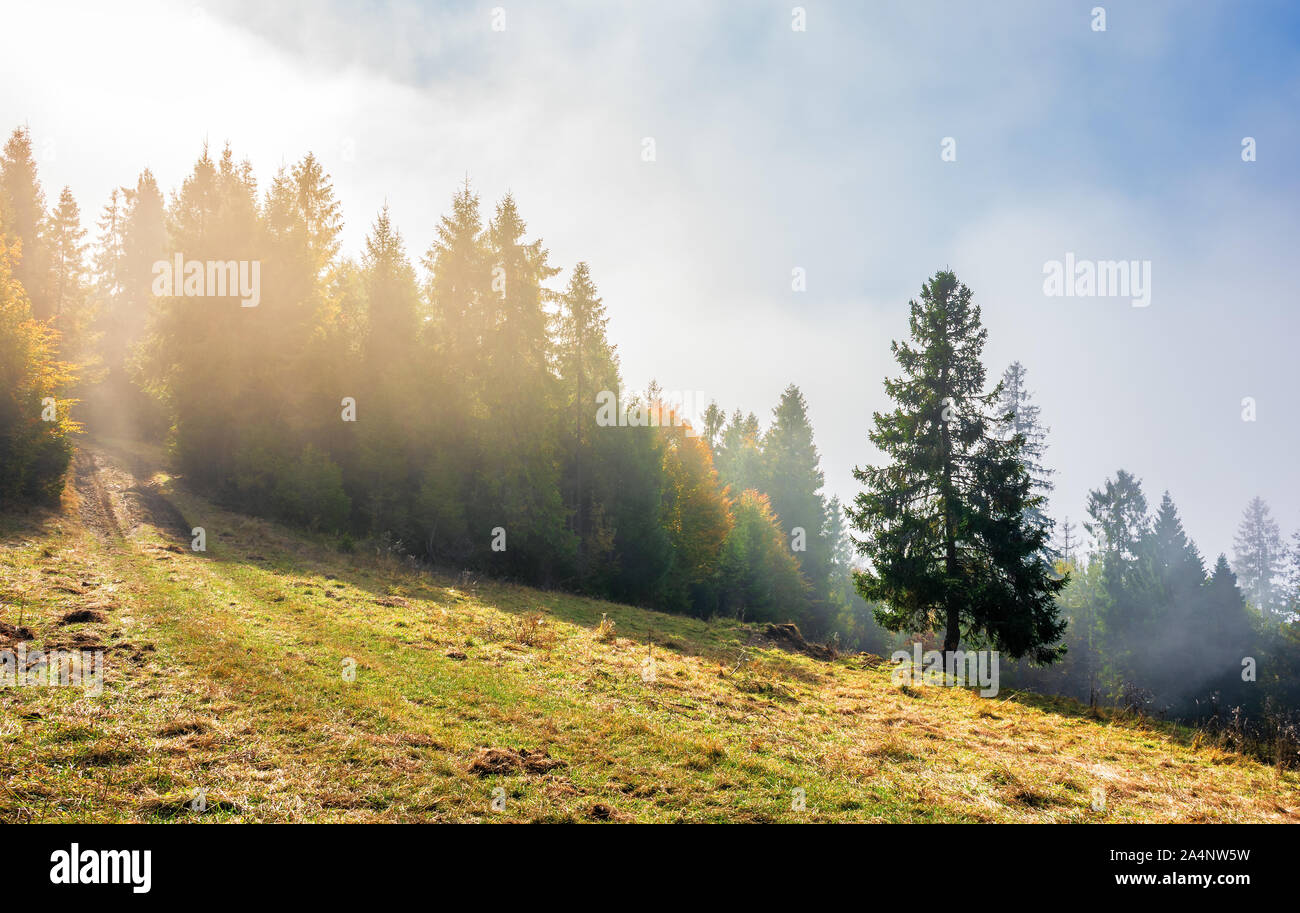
[1285,530,1300,617]
[762,384,832,632]
[994,361,1052,531]
[1085,469,1157,683]
[44,186,97,379]
[715,408,765,495]
[94,169,166,438]
[700,401,725,452]
[848,270,1066,660]
[555,262,620,582]
[1057,516,1079,565]
[0,127,51,318]
[1233,496,1286,618]
[1151,491,1206,592]
[476,193,572,582]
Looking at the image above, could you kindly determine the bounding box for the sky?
[3,0,1298,562]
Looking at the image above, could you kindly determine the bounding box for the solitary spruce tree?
[847,270,1066,661]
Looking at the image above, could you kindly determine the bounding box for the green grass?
[1,441,1298,822]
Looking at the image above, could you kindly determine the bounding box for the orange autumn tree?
[0,238,80,506]
[655,402,733,616]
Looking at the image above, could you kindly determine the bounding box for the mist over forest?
[2,3,1299,841]
[3,121,1298,738]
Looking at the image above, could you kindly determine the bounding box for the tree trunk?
[939,357,960,657]
[943,603,960,654]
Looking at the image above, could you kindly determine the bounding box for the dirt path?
[72,449,124,542]
[71,443,190,545]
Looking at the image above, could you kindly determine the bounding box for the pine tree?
[55,190,104,380]
[354,205,424,540]
[46,187,88,320]
[1085,470,1158,685]
[424,180,489,374]
[1057,516,1079,565]
[43,186,98,385]
[1233,496,1286,618]
[135,144,260,488]
[1085,469,1149,560]
[719,488,810,622]
[762,384,830,629]
[475,193,572,582]
[1198,554,1256,709]
[700,401,725,452]
[361,205,421,357]
[995,361,1052,530]
[92,170,166,438]
[94,188,126,304]
[1151,491,1206,599]
[715,408,765,495]
[555,262,620,581]
[1285,530,1300,618]
[848,270,1066,660]
[0,127,51,318]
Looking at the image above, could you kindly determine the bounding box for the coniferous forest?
[3,122,1299,738]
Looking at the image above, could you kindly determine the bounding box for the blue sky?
[3,0,1297,561]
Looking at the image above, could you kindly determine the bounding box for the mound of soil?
[469,747,565,777]
[58,609,106,625]
[762,623,837,660]
[0,620,35,646]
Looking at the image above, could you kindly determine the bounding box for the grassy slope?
[1,440,1298,823]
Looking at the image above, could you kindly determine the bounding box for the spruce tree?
[994,361,1052,531]
[1056,516,1079,565]
[848,270,1066,661]
[1085,469,1157,682]
[715,408,765,495]
[1151,491,1206,598]
[44,186,96,376]
[762,384,831,630]
[555,261,620,582]
[94,170,166,437]
[135,144,260,489]
[1233,496,1286,618]
[355,205,425,542]
[1285,530,1300,618]
[0,127,51,318]
[700,401,725,453]
[477,193,572,582]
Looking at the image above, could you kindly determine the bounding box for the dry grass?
[1,439,1298,823]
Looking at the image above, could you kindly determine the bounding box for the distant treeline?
[1003,480,1300,729]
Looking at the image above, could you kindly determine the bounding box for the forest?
[3,122,1299,738]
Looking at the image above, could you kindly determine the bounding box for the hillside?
[1,439,1297,823]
